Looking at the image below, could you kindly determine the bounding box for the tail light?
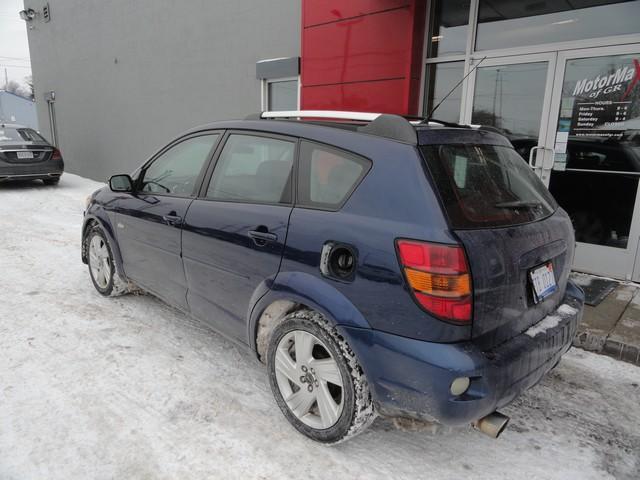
[396,239,472,323]
[51,148,62,160]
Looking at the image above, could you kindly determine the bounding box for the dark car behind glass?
[0,124,63,185]
[81,112,584,444]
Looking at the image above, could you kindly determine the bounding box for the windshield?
[0,127,47,143]
[421,144,557,229]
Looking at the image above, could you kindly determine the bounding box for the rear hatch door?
[454,212,573,350]
[419,131,575,350]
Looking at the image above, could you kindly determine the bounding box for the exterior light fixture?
[19,9,36,21]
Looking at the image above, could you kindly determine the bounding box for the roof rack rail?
[421,117,472,129]
[247,110,421,144]
[258,110,383,122]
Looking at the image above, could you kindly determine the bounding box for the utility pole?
[3,68,7,89]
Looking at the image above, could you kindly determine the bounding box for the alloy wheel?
[274,330,345,430]
[89,235,111,289]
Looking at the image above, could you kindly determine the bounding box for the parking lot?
[1,175,639,480]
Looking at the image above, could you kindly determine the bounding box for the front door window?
[141,134,219,196]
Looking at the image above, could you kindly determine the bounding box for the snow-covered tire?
[84,224,129,297]
[267,310,376,444]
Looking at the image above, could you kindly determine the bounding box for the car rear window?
[298,140,371,210]
[0,127,46,143]
[421,144,557,229]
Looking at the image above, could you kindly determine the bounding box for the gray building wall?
[24,0,300,181]
[0,91,38,130]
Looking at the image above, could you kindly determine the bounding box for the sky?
[0,0,31,88]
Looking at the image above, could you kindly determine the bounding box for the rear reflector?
[397,240,472,323]
[51,148,62,160]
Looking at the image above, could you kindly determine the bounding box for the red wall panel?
[303,0,409,26]
[301,0,426,116]
[302,79,410,115]
[303,8,413,86]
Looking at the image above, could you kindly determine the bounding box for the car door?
[115,133,220,310]
[182,131,296,343]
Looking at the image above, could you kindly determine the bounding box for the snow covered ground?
[1,174,639,480]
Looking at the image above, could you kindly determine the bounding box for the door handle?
[529,146,555,168]
[541,147,556,170]
[248,229,277,246]
[162,214,182,226]
[529,146,544,168]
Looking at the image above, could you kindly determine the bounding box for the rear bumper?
[339,280,584,426]
[0,159,64,181]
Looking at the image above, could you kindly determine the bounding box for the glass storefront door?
[464,46,640,280]
[463,54,557,175]
[545,46,640,280]
[425,0,640,280]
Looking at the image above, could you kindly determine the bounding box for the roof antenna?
[427,56,487,119]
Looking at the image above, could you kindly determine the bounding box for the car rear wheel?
[267,310,375,443]
[85,225,128,296]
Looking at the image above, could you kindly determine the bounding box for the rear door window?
[297,141,371,210]
[206,134,295,204]
[421,144,557,229]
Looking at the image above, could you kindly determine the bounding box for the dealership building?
[24,0,640,280]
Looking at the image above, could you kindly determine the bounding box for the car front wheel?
[267,310,375,444]
[84,224,128,296]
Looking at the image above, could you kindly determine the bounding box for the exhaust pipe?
[472,411,510,438]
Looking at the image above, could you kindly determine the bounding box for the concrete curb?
[572,280,640,367]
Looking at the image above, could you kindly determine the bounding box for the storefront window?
[549,53,640,249]
[267,80,298,111]
[424,62,465,122]
[476,0,640,51]
[428,0,470,57]
[471,62,548,151]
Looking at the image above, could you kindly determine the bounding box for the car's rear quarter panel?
[273,126,471,343]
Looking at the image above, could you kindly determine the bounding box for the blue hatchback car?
[82,111,584,443]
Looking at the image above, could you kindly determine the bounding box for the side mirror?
[109,174,134,192]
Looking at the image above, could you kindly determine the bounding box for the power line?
[0,64,32,69]
[0,55,30,61]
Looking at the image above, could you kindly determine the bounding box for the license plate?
[16,151,34,159]
[530,262,557,303]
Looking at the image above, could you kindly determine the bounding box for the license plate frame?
[529,262,557,303]
[16,151,34,159]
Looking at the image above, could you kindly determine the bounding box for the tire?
[84,224,128,296]
[43,177,60,186]
[267,310,376,444]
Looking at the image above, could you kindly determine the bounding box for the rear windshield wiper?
[494,200,543,209]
